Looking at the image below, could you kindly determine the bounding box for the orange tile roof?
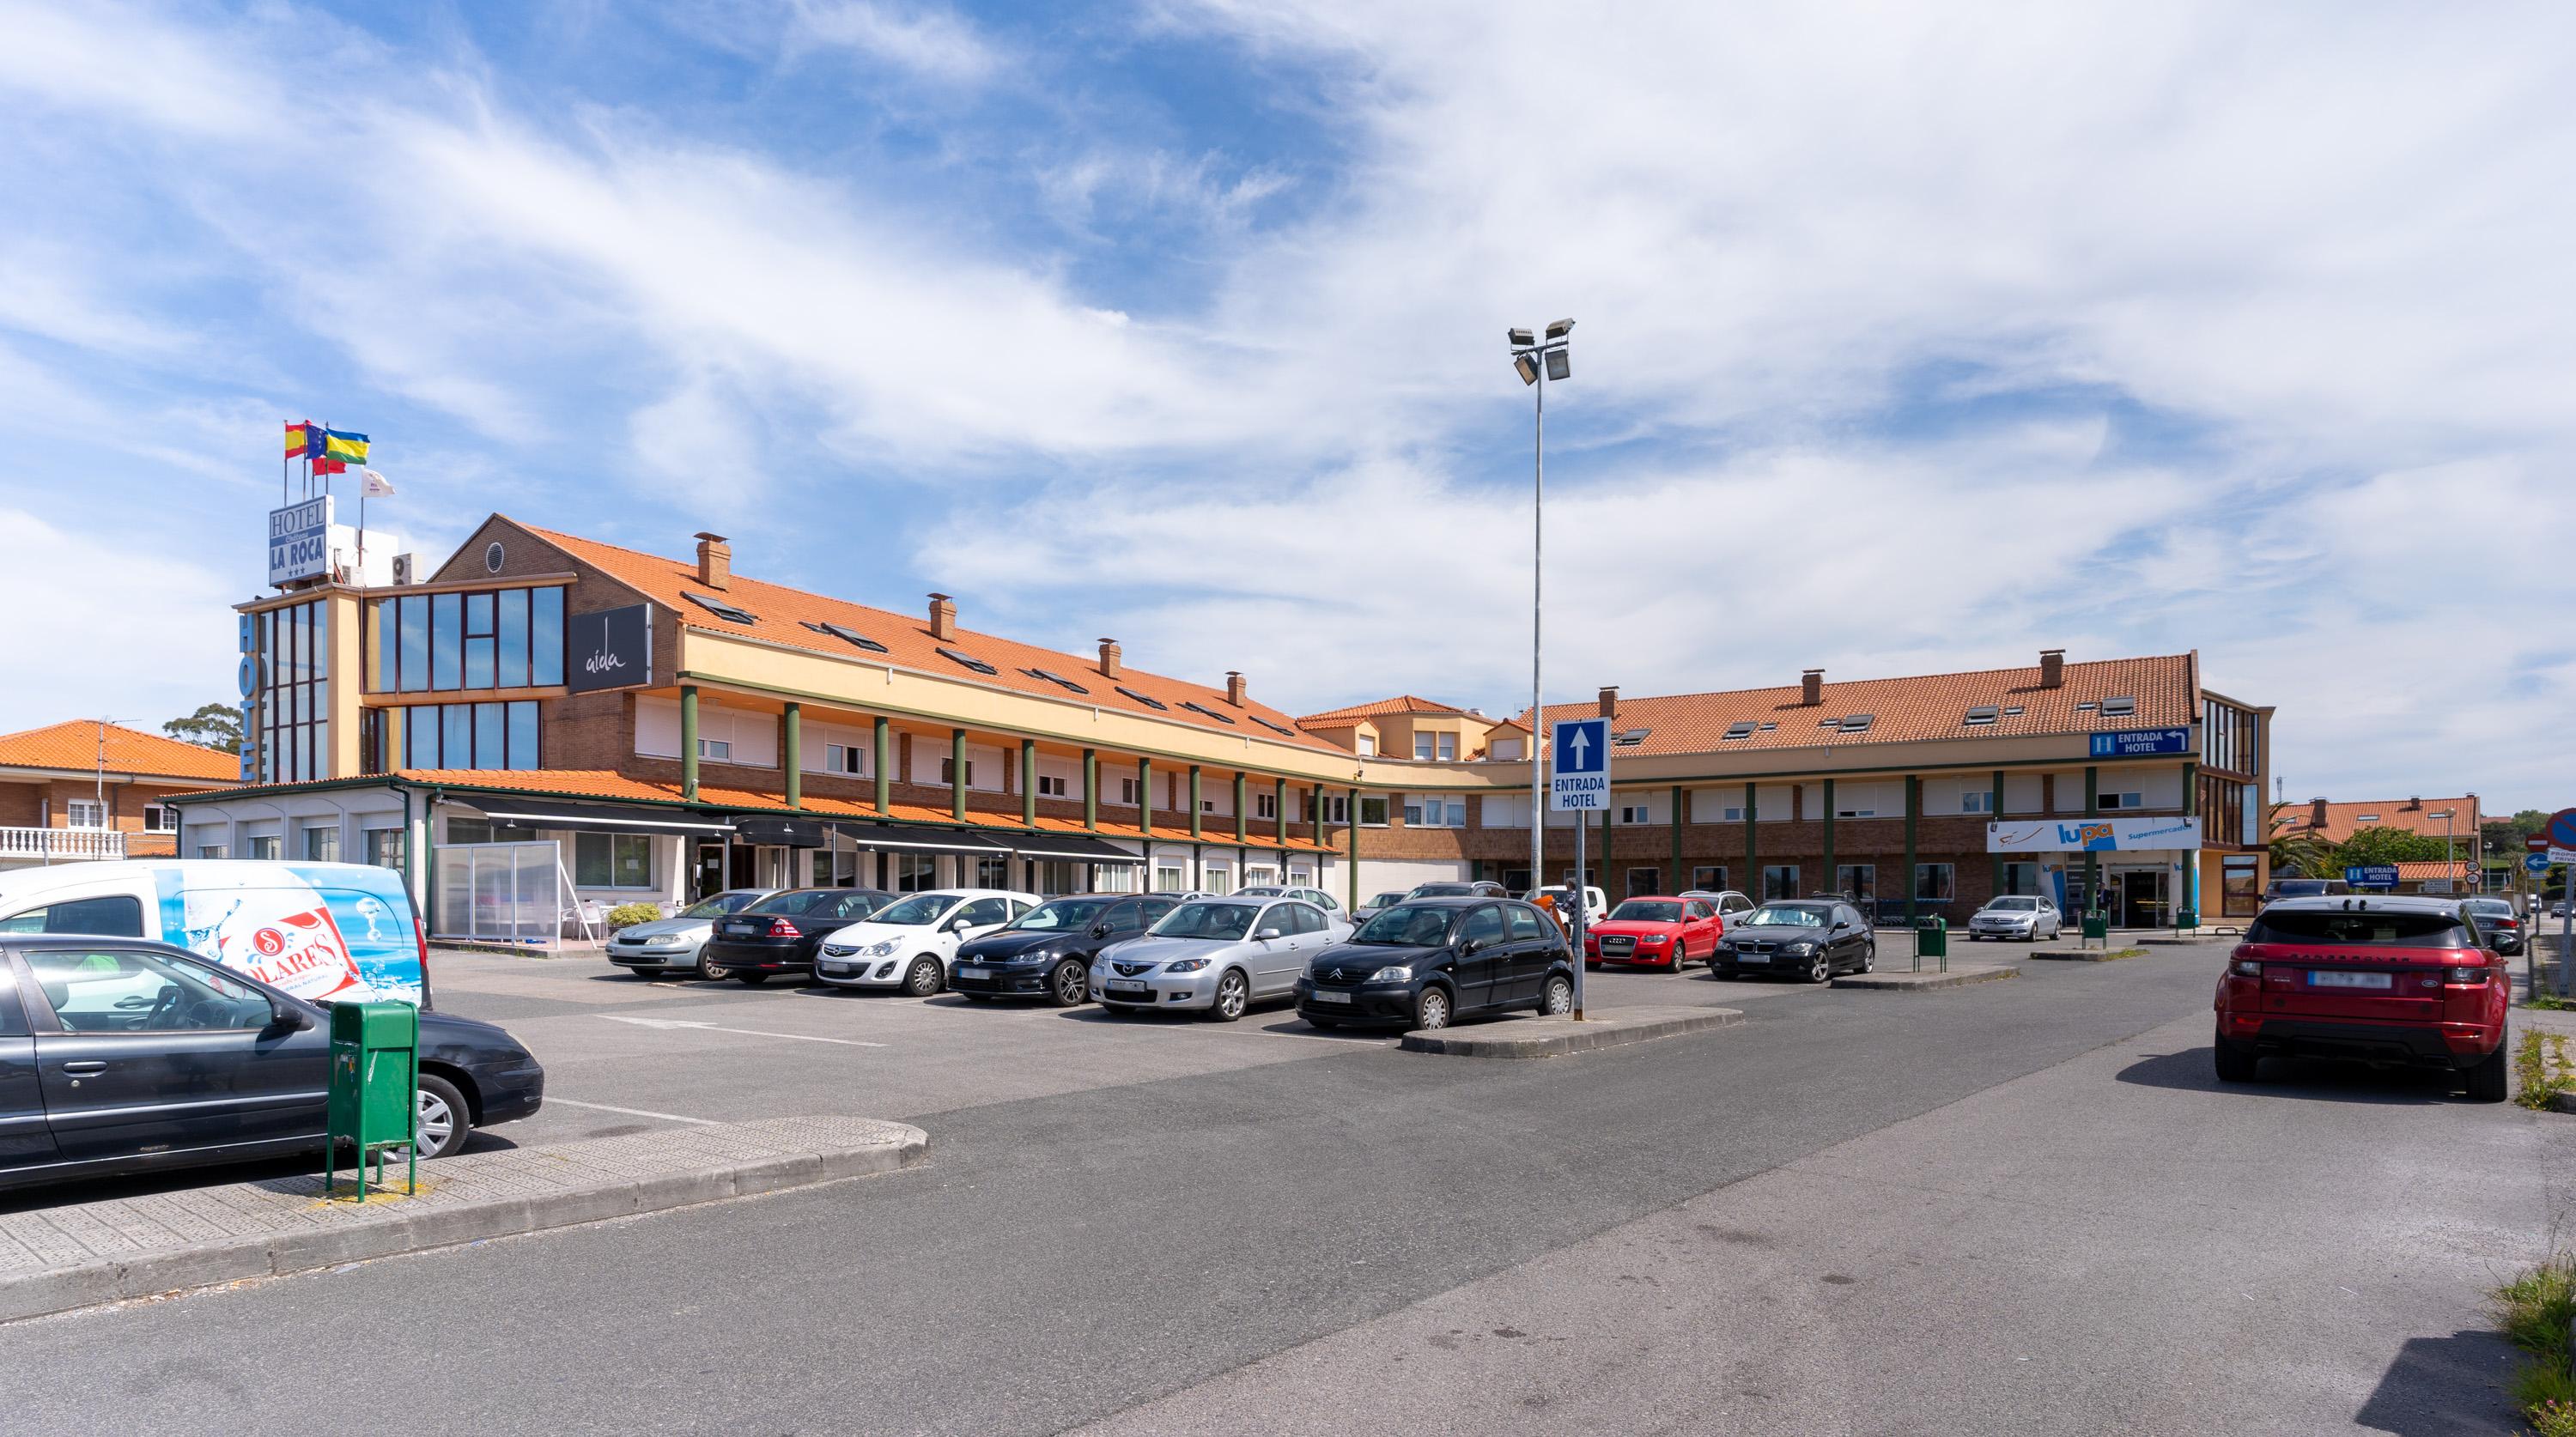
[2391,860,2477,880]
[2271,797,2482,846]
[1509,654,2198,758]
[0,720,238,783]
[1296,694,1475,726]
[511,521,1337,755]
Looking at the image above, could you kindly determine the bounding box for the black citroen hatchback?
[1295,897,1575,1031]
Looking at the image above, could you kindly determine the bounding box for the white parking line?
[593,1015,888,1047]
[546,1097,721,1125]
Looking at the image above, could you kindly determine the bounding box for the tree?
[164,703,242,751]
[2484,809,2549,857]
[2267,813,2330,879]
[2330,825,2453,868]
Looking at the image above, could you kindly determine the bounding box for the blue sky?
[3,0,2572,812]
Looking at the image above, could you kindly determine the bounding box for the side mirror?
[1255,925,1285,941]
[268,999,313,1032]
[1090,923,1112,938]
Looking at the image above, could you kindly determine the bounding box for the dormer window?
[1613,727,1649,747]
[1722,721,1756,741]
[1964,706,1999,726]
[1838,713,1874,733]
[2101,695,2136,716]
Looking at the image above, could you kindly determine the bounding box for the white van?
[0,861,430,1006]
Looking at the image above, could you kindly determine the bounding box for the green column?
[1743,781,1758,896]
[679,685,700,801]
[1600,807,1612,895]
[1082,748,1097,832]
[1139,758,1154,837]
[781,702,802,809]
[1309,783,1324,846]
[1189,766,1204,840]
[872,716,890,816]
[1903,775,1921,923]
[1234,773,1248,844]
[951,728,968,822]
[2181,761,2198,815]
[1346,785,1360,910]
[1669,784,1683,893]
[1990,768,2006,896]
[1021,739,1037,828]
[1821,778,1836,898]
[1273,777,1287,858]
[2084,765,2100,919]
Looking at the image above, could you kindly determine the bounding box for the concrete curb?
[0,1117,926,1324]
[1398,1005,1744,1058]
[1832,965,2017,991]
[2027,948,2148,962]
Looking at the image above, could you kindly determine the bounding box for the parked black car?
[700,888,894,985]
[1296,897,1575,1031]
[949,894,1181,1006]
[0,935,543,1191]
[1710,900,1875,983]
[1407,881,1508,900]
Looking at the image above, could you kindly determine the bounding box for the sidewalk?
[0,1114,926,1322]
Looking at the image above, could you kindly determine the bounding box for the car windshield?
[679,893,764,919]
[1007,897,1115,931]
[1367,892,1411,908]
[1150,903,1258,941]
[2462,900,2512,917]
[1610,900,1683,923]
[1410,883,1476,897]
[1985,898,2041,912]
[2247,911,2470,949]
[2269,880,2336,897]
[747,890,847,916]
[1354,905,1459,947]
[1236,887,1284,897]
[1743,906,1828,927]
[869,892,963,927]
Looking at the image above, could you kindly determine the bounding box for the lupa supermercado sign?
[1985,816,2202,853]
[567,603,653,693]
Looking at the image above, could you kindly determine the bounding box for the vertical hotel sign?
[268,495,334,586]
[235,614,261,783]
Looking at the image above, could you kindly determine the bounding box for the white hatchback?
[813,888,1041,995]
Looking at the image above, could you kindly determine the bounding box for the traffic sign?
[2549,809,2576,850]
[2089,727,2190,758]
[2532,834,2555,852]
[2346,865,2399,890]
[2529,853,2553,875]
[1551,718,1610,811]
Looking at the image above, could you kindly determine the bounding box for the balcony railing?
[0,828,127,862]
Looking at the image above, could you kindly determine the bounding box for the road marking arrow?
[596,1015,886,1047]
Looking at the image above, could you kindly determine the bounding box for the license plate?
[956,966,989,981]
[1735,953,1769,964]
[1309,990,1354,1004]
[2310,970,2393,989]
[819,962,854,977]
[1107,980,1149,995]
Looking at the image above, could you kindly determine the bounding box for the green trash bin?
[1916,915,1947,970]
[2174,906,2199,932]
[325,1001,419,1201]
[2081,914,2109,944]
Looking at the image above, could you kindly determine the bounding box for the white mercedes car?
[1090,895,1352,1021]
[813,888,1041,995]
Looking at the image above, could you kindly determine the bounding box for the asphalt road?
[0,946,2560,1436]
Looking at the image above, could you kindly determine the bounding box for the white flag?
[360,468,396,497]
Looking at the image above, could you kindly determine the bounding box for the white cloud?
[0,506,240,734]
[784,0,1003,85]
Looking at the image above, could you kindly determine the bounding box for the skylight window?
[1838,713,1875,733]
[2075,700,2098,711]
[1115,685,1170,712]
[1249,714,1297,737]
[801,621,886,653]
[683,591,757,625]
[2002,706,2025,716]
[1759,722,1777,731]
[2355,814,2379,822]
[1964,706,1999,726]
[1024,667,1090,694]
[2101,695,2136,716]
[1612,727,1649,746]
[1819,716,1841,728]
[1722,721,1756,741]
[937,646,996,676]
[1180,700,1236,725]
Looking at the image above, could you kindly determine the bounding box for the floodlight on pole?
[1515,354,1540,385]
[1508,316,1574,1009]
[1508,328,1535,347]
[1546,318,1574,340]
[1545,349,1570,381]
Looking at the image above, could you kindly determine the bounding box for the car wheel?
[698,955,732,981]
[1538,973,1574,1016]
[2213,1031,2260,1084]
[903,956,944,997]
[735,972,769,986]
[413,1073,472,1160]
[2464,1040,2509,1103]
[1206,968,1249,1022]
[1413,985,1452,1030]
[1859,942,1875,973]
[1048,960,1089,1008]
[1669,943,1686,971]
[1807,952,1832,985]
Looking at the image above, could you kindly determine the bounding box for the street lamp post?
[2432,809,2457,894]
[1510,319,1573,1003]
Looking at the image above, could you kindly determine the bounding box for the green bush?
[605,902,664,931]
[2515,1033,2576,1112]
[2496,1258,2576,1430]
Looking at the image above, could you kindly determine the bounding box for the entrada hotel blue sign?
[2088,726,2190,758]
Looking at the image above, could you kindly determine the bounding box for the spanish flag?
[284,421,312,459]
[323,429,369,465]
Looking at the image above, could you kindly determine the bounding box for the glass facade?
[254,599,330,784]
[368,585,564,694]
[2202,698,2260,777]
[401,700,541,770]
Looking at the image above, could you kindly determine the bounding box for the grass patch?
[2529,996,2576,1012]
[2497,1259,2576,1432]
[2515,1032,2576,1112]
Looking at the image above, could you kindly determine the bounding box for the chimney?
[694,532,731,591]
[2039,648,2064,688]
[1097,638,1122,679]
[1801,669,1823,706]
[927,593,957,641]
[2405,795,2421,810]
[1225,671,1247,707]
[2309,797,2329,830]
[1597,685,1618,718]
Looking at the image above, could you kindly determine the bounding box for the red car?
[2213,895,2508,1100]
[1584,895,1724,970]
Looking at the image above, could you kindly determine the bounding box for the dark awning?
[1010,833,1144,865]
[823,820,1013,855]
[472,799,733,835]
[732,816,831,848]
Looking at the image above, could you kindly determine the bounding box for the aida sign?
[567,603,653,694]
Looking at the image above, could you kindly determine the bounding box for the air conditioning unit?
[391,553,422,585]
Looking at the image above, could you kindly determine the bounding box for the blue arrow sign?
[2345,865,2399,889]
[1551,718,1609,811]
[2530,853,2555,875]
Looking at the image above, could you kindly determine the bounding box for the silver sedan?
[1965,896,2063,942]
[1091,897,1351,1021]
[605,888,777,975]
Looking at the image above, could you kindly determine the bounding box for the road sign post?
[1552,717,1611,1018]
[2549,809,2576,998]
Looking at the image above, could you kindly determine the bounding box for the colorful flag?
[361,468,395,497]
[323,429,369,465]
[284,421,312,458]
[306,425,329,461]
[313,457,346,476]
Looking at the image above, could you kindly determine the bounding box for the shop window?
[1154,865,1187,892]
[2000,862,2041,896]
[301,824,340,862]
[247,835,281,860]
[1762,865,1800,900]
[893,854,937,892]
[1691,865,1728,892]
[1836,864,1876,904]
[975,855,1011,888]
[365,828,405,871]
[1915,864,1955,902]
[574,834,653,889]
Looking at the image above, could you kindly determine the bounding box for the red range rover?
[2213,895,2509,1100]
